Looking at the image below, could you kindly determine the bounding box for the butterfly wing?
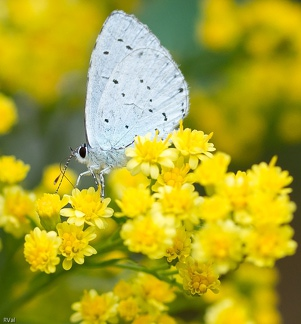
[92,48,189,149]
[85,10,176,148]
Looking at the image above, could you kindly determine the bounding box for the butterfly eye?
[79,145,87,158]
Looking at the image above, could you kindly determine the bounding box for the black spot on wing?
[126,45,133,50]
[105,119,109,123]
[113,79,119,84]
[122,93,125,97]
[103,51,109,55]
[162,112,167,121]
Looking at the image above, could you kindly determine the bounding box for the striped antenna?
[54,148,75,193]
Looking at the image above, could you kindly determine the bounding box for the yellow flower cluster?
[110,124,296,296]
[71,273,176,323]
[0,156,37,238]
[24,187,114,272]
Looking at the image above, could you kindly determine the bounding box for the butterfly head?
[73,143,89,165]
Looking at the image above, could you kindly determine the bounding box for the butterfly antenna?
[54,148,75,193]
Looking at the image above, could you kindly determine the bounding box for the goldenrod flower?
[70,290,118,323]
[204,298,252,324]
[0,185,36,238]
[60,187,113,229]
[107,167,150,199]
[153,183,203,225]
[191,152,231,187]
[118,297,140,322]
[133,273,176,312]
[247,156,293,196]
[165,227,191,263]
[24,227,61,274]
[36,193,69,231]
[245,191,296,226]
[57,222,97,270]
[116,186,153,218]
[114,280,133,300]
[0,155,30,184]
[192,220,244,274]
[0,94,18,134]
[126,132,178,179]
[216,171,250,211]
[177,256,220,295]
[244,224,297,267]
[153,158,191,190]
[172,122,215,169]
[199,195,232,222]
[120,213,176,259]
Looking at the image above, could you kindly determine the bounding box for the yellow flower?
[153,183,203,225]
[116,186,153,218]
[70,290,118,324]
[165,227,191,263]
[36,193,69,231]
[244,224,297,267]
[247,156,293,196]
[191,152,231,187]
[199,195,232,223]
[245,192,296,226]
[153,158,191,190]
[60,187,113,229]
[0,155,30,184]
[134,273,176,312]
[126,132,178,179]
[107,167,150,199]
[172,122,215,169]
[118,297,140,322]
[24,227,61,274]
[114,280,133,300]
[176,256,220,296]
[120,213,176,259]
[0,93,18,134]
[205,298,252,324]
[0,185,37,238]
[192,220,244,274]
[57,222,97,270]
[216,171,250,211]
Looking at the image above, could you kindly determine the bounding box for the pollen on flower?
[172,121,216,170]
[125,132,178,179]
[60,187,114,229]
[176,256,220,296]
[0,155,30,184]
[24,227,61,274]
[57,222,97,270]
[70,290,118,324]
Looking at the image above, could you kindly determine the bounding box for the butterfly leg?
[75,170,92,187]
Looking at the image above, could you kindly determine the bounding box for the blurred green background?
[0,0,301,323]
